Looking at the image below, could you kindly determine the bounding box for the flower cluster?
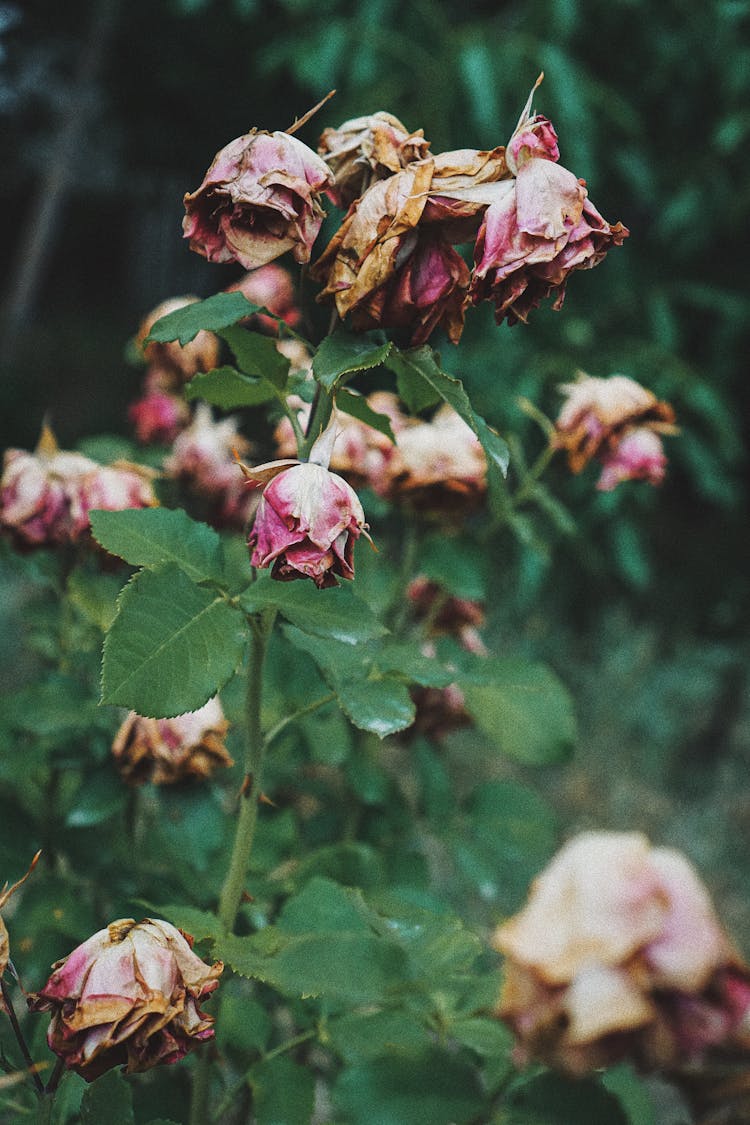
[180,78,626,346]
[553,373,676,490]
[29,918,223,1081]
[112,697,233,786]
[494,831,750,1073]
[0,428,156,549]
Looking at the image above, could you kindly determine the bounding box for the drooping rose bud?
[183,131,333,270]
[112,697,233,785]
[129,390,190,445]
[164,404,257,528]
[0,428,157,549]
[493,831,750,1074]
[136,297,220,387]
[318,111,431,208]
[29,918,223,1081]
[553,372,676,489]
[1,854,40,1004]
[469,77,628,325]
[248,462,369,588]
[226,263,302,334]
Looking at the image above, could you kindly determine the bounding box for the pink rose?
[183,131,333,270]
[247,461,369,588]
[164,404,257,529]
[29,918,223,1081]
[385,404,487,512]
[469,84,628,325]
[129,390,190,445]
[0,430,156,549]
[112,697,233,785]
[226,263,302,334]
[493,831,750,1073]
[553,372,676,488]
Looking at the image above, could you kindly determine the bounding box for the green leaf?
[66,768,126,827]
[221,324,290,388]
[313,329,393,390]
[81,1069,134,1125]
[337,388,397,442]
[449,1016,513,1058]
[328,1009,430,1063]
[2,675,99,736]
[68,569,123,631]
[601,1065,657,1125]
[333,1049,485,1125]
[216,929,410,1004]
[184,365,277,408]
[418,534,487,600]
[90,508,225,584]
[507,1072,628,1125]
[283,627,415,737]
[248,1055,315,1125]
[276,876,372,935]
[145,291,259,344]
[101,564,246,716]
[217,989,272,1056]
[240,575,387,644]
[462,660,576,765]
[386,346,509,476]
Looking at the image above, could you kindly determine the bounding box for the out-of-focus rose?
[112,698,233,785]
[226,264,302,333]
[318,111,431,208]
[183,131,333,270]
[136,297,220,387]
[553,372,676,489]
[29,918,223,1081]
[164,404,256,528]
[469,81,628,325]
[275,337,314,377]
[493,831,750,1074]
[386,404,486,512]
[0,429,157,549]
[597,427,668,492]
[129,391,190,446]
[1,854,40,1003]
[407,576,487,654]
[245,457,369,588]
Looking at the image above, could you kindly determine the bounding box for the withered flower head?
[318,111,431,208]
[183,130,333,270]
[112,698,233,785]
[493,831,750,1074]
[29,918,223,1081]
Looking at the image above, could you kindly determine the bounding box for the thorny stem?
[0,979,44,1095]
[190,608,276,1125]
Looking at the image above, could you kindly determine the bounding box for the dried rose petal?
[112,698,233,785]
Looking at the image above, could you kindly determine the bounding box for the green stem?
[300,384,334,460]
[189,610,275,1125]
[0,979,44,1094]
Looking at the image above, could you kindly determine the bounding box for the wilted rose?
[183,130,333,270]
[493,831,750,1074]
[469,80,628,325]
[129,390,190,445]
[164,404,257,528]
[245,457,370,588]
[136,297,220,387]
[226,263,302,333]
[386,404,487,512]
[112,697,233,785]
[318,111,431,208]
[29,918,223,1081]
[553,372,676,489]
[0,428,156,549]
[407,576,487,654]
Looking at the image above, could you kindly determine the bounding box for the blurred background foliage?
[1,0,749,935]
